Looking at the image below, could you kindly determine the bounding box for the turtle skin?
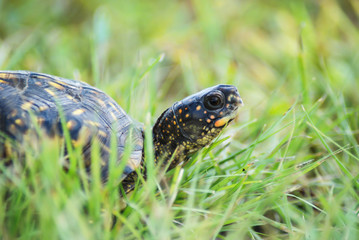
[0,71,243,194]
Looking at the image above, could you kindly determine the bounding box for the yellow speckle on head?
[179,118,182,122]
[179,109,182,114]
[196,105,201,111]
[48,81,65,90]
[168,124,171,128]
[14,119,23,126]
[67,120,76,130]
[185,114,189,118]
[72,108,85,116]
[206,119,211,123]
[185,107,188,110]
[182,123,186,127]
[173,121,176,125]
[21,101,33,110]
[199,119,202,122]
[165,117,168,121]
[204,110,207,114]
[210,115,215,119]
[45,88,56,96]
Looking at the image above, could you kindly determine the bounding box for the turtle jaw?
[214,96,243,128]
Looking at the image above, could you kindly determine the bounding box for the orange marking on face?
[215,119,227,127]
[48,81,65,90]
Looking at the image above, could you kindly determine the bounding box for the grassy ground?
[1,0,359,239]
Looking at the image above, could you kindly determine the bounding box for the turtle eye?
[204,92,224,110]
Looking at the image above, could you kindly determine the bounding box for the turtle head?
[153,85,243,169]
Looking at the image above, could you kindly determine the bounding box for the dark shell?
[0,71,143,181]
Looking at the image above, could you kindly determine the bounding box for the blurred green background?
[1,0,359,239]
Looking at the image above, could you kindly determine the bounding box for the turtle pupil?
[209,96,220,106]
[204,93,224,110]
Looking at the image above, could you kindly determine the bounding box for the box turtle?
[0,71,243,193]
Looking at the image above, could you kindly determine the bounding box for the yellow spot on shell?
[72,108,85,116]
[210,115,215,119]
[67,120,76,130]
[10,110,18,117]
[185,114,189,118]
[48,81,65,90]
[206,119,211,123]
[39,106,48,111]
[45,88,56,96]
[179,109,182,114]
[98,130,107,138]
[21,101,33,110]
[110,112,117,120]
[9,124,17,134]
[37,117,45,125]
[14,119,24,126]
[0,79,7,84]
[196,105,201,111]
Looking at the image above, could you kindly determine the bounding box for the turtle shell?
[0,71,143,183]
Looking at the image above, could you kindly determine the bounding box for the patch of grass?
[1,0,359,239]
